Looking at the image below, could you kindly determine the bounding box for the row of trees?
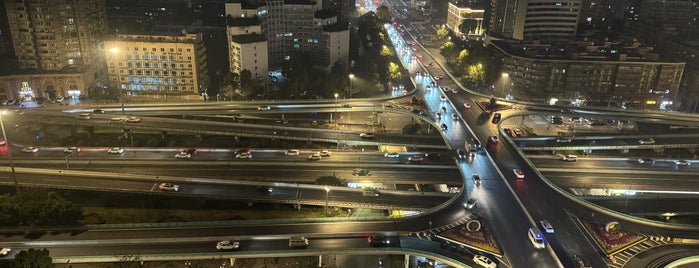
[0,249,53,268]
[435,28,499,90]
[0,190,83,227]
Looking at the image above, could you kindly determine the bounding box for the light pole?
[501,72,510,98]
[324,187,330,211]
[348,74,354,98]
[332,93,338,123]
[0,111,21,197]
[110,47,126,115]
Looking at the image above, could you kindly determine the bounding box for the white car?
[676,160,691,166]
[307,153,322,161]
[0,247,11,257]
[107,147,125,154]
[216,240,240,250]
[464,198,477,210]
[473,255,496,268]
[450,88,458,94]
[540,220,554,233]
[126,116,141,123]
[451,113,459,120]
[22,146,39,153]
[64,147,81,153]
[513,169,525,179]
[439,95,447,102]
[285,149,300,156]
[235,152,252,159]
[257,106,271,111]
[562,154,578,162]
[638,138,655,144]
[384,152,400,158]
[158,183,180,192]
[359,133,375,139]
[320,150,332,157]
[110,117,127,122]
[175,152,191,159]
[464,103,471,109]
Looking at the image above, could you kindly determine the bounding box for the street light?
[324,187,330,211]
[0,111,21,197]
[348,74,354,98]
[332,93,338,123]
[110,47,126,115]
[501,72,510,98]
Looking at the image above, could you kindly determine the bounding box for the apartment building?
[0,0,107,101]
[445,1,485,39]
[225,0,349,82]
[104,34,210,100]
[489,0,581,41]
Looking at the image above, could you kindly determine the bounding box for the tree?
[489,97,497,110]
[18,190,83,226]
[387,62,402,83]
[12,249,53,268]
[0,194,18,225]
[459,19,478,35]
[380,46,391,57]
[219,72,240,100]
[466,63,485,88]
[436,28,449,42]
[238,69,259,98]
[315,176,345,186]
[375,6,391,23]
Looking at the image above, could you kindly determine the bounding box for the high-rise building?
[489,0,581,41]
[0,0,107,101]
[640,0,698,31]
[446,1,486,39]
[578,0,619,31]
[104,34,210,101]
[225,0,350,81]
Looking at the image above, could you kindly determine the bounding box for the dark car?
[471,137,481,148]
[183,148,198,155]
[93,109,105,114]
[441,123,448,131]
[456,149,466,159]
[368,235,391,247]
[492,113,502,124]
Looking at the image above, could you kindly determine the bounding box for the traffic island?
[581,219,644,255]
[437,215,502,256]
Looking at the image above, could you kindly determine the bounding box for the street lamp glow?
[110,47,119,54]
[502,72,509,78]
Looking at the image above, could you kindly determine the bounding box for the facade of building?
[640,0,698,31]
[445,1,485,39]
[0,0,107,101]
[489,0,581,41]
[103,34,210,100]
[225,0,350,82]
[492,40,685,109]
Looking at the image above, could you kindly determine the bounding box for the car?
[0,139,5,146]
[492,113,501,124]
[488,136,498,144]
[93,109,105,114]
[0,247,10,257]
[257,186,274,193]
[352,168,372,176]
[110,117,127,122]
[383,103,394,109]
[464,198,477,210]
[450,88,457,94]
[441,123,448,131]
[75,113,92,120]
[384,152,400,158]
[571,255,591,268]
[183,148,198,155]
[540,220,554,233]
[158,183,180,192]
[342,104,352,108]
[320,150,332,157]
[464,103,471,109]
[441,106,447,113]
[471,137,481,148]
[285,149,300,156]
[175,152,191,159]
[514,128,525,137]
[676,160,691,166]
[126,116,141,123]
[556,137,573,143]
[22,146,39,153]
[368,235,391,247]
[235,152,252,159]
[435,112,441,119]
[257,106,271,110]
[437,74,444,80]
[451,113,459,120]
[64,147,81,153]
[472,255,496,268]
[275,119,289,124]
[216,240,240,251]
[307,152,322,160]
[513,169,525,179]
[359,133,375,139]
[638,138,655,144]
[107,147,124,154]
[456,149,466,159]
[638,158,654,164]
[408,155,424,162]
[439,95,447,101]
[504,128,514,137]
[472,174,481,186]
[233,148,250,155]
[562,154,578,162]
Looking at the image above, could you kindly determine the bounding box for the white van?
[75,113,92,120]
[528,227,545,248]
[289,236,309,248]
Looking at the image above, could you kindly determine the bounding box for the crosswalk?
[608,236,669,268]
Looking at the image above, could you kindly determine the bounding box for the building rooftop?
[450,0,487,9]
[314,8,338,19]
[492,39,679,62]
[230,33,266,44]
[226,15,261,27]
[323,22,349,32]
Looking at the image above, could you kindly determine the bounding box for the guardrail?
[518,144,699,151]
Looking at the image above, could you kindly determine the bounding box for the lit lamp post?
[501,72,510,98]
[0,111,21,197]
[348,74,354,98]
[324,187,330,211]
[332,93,338,123]
[110,47,126,115]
